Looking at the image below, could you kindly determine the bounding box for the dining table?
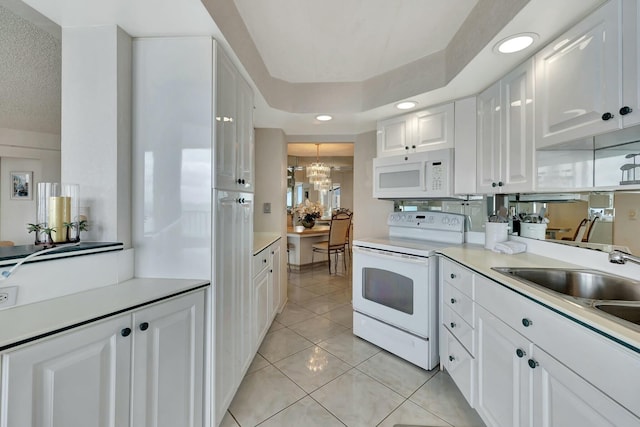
[286,225,330,268]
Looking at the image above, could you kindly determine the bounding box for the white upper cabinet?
[477,59,534,194]
[622,0,640,128]
[215,47,254,192]
[377,103,454,157]
[535,0,634,148]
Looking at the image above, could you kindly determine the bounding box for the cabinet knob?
[450,273,456,279]
[241,179,246,184]
[139,322,149,331]
[516,348,526,358]
[271,251,274,255]
[237,179,242,184]
[619,106,633,116]
[528,359,539,369]
[404,157,408,161]
[450,298,456,304]
[263,259,267,263]
[450,322,456,328]
[120,327,132,337]
[449,355,455,362]
[601,112,614,121]
[411,145,416,149]
[405,146,409,150]
[492,182,497,188]
[498,181,503,187]
[522,318,533,327]
[269,269,273,273]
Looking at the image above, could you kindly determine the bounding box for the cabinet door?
[214,191,239,421]
[501,59,534,193]
[532,346,640,427]
[254,268,270,346]
[476,82,502,193]
[270,243,282,316]
[0,315,131,427]
[414,103,454,152]
[377,115,412,157]
[131,291,205,427]
[215,47,238,190]
[238,194,254,374]
[236,76,254,192]
[622,0,640,127]
[476,306,532,427]
[535,0,621,148]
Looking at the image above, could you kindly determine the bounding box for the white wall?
[0,127,61,244]
[254,128,287,234]
[353,131,393,238]
[331,169,353,212]
[61,25,131,247]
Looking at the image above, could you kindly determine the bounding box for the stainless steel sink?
[594,303,640,326]
[492,267,640,301]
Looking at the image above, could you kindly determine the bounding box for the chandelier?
[306,144,331,190]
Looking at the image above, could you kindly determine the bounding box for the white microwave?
[373,148,453,199]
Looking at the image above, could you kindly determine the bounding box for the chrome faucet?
[608,250,640,265]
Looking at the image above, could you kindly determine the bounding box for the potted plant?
[27,223,44,245]
[293,199,323,228]
[42,226,56,246]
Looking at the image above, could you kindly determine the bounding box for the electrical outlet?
[0,286,18,309]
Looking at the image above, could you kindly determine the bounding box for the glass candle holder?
[36,183,80,244]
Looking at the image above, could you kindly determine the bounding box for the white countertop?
[0,277,209,351]
[253,232,281,255]
[438,244,640,351]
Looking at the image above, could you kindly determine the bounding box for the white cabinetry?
[477,59,534,193]
[252,238,282,346]
[536,0,640,148]
[377,103,454,157]
[0,291,205,427]
[215,191,253,423]
[473,274,640,427]
[439,258,476,405]
[215,48,254,192]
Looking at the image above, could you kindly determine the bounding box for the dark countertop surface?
[0,242,123,266]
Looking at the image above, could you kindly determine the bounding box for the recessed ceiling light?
[494,33,538,54]
[316,114,332,121]
[396,101,417,110]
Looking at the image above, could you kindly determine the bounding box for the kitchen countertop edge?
[437,244,640,352]
[253,232,281,255]
[0,277,210,352]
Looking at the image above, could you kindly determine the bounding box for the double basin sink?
[492,267,640,327]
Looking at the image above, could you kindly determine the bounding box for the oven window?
[362,268,413,314]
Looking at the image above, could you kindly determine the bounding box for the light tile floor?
[222,261,486,427]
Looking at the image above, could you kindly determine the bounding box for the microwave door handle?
[353,246,427,264]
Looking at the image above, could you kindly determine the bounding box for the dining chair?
[583,217,599,242]
[562,218,589,242]
[311,211,352,274]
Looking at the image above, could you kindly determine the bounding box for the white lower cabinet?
[252,238,282,346]
[472,274,640,427]
[0,291,205,427]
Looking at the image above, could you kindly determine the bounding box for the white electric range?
[352,211,465,370]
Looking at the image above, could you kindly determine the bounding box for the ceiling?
[288,143,354,157]
[10,0,605,142]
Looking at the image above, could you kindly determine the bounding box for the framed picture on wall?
[10,171,32,200]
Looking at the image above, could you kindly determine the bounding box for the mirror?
[0,3,61,244]
[394,197,489,233]
[508,191,640,255]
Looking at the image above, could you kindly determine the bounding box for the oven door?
[352,245,435,337]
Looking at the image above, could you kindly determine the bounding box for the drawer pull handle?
[528,359,539,369]
[450,298,456,304]
[522,318,533,327]
[450,273,456,279]
[120,327,132,337]
[450,322,456,328]
[516,348,526,358]
[139,322,149,331]
[448,355,455,362]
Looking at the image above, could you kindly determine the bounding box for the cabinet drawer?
[443,329,474,406]
[476,274,640,416]
[252,250,269,277]
[443,282,474,327]
[442,259,474,298]
[443,305,474,355]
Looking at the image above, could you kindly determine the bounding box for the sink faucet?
[608,250,640,265]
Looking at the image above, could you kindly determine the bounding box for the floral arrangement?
[293,199,324,223]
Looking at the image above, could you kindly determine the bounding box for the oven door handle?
[353,246,428,264]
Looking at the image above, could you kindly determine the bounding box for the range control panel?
[387,211,465,232]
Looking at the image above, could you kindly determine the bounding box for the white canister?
[484,222,509,250]
[520,223,547,240]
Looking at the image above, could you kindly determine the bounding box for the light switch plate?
[263,202,271,214]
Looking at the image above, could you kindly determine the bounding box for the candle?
[49,196,71,243]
